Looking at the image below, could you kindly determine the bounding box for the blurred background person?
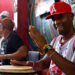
[0,11,10,48]
[0,17,28,65]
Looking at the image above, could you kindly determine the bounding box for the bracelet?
[43,43,49,50]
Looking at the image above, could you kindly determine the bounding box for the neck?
[62,28,75,40]
[4,31,12,40]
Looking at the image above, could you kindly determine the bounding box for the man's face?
[51,13,73,35]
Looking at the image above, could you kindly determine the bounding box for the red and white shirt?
[49,34,75,75]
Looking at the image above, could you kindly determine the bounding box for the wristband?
[43,43,49,50]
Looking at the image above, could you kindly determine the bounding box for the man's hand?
[10,60,34,66]
[10,60,43,71]
[29,25,47,49]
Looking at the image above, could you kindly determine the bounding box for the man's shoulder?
[10,31,21,39]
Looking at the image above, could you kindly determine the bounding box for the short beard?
[57,30,70,36]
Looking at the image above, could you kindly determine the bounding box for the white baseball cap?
[0,11,9,19]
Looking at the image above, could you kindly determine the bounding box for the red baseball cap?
[46,2,72,19]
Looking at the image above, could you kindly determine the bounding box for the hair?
[1,18,14,31]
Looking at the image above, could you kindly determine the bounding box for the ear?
[71,13,74,20]
[53,23,57,30]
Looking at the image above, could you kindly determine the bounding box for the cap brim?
[46,15,52,19]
